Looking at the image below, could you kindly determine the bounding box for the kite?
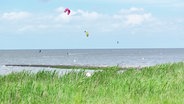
[84,31,89,37]
[64,8,71,15]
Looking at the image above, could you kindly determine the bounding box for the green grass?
[1,62,184,104]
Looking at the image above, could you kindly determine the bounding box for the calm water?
[0,49,184,75]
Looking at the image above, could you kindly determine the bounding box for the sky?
[0,0,184,49]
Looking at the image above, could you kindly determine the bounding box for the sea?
[0,48,184,75]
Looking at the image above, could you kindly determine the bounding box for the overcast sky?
[0,0,184,49]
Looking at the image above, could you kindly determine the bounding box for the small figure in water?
[117,41,119,44]
[39,50,41,53]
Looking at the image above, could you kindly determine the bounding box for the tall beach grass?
[0,62,184,104]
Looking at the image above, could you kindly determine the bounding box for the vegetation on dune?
[0,62,184,104]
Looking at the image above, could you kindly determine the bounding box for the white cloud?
[55,7,73,23]
[113,7,154,27]
[2,7,179,36]
[119,7,144,14]
[0,7,156,34]
[55,13,71,23]
[74,10,100,20]
[1,11,31,21]
[129,7,144,12]
[8,7,154,33]
[125,13,152,26]
[55,7,102,23]
[46,7,153,28]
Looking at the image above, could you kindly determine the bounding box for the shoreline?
[1,64,149,76]
[5,64,145,70]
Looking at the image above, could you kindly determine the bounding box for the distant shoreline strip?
[5,64,113,69]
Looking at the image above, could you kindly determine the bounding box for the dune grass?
[0,62,184,104]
